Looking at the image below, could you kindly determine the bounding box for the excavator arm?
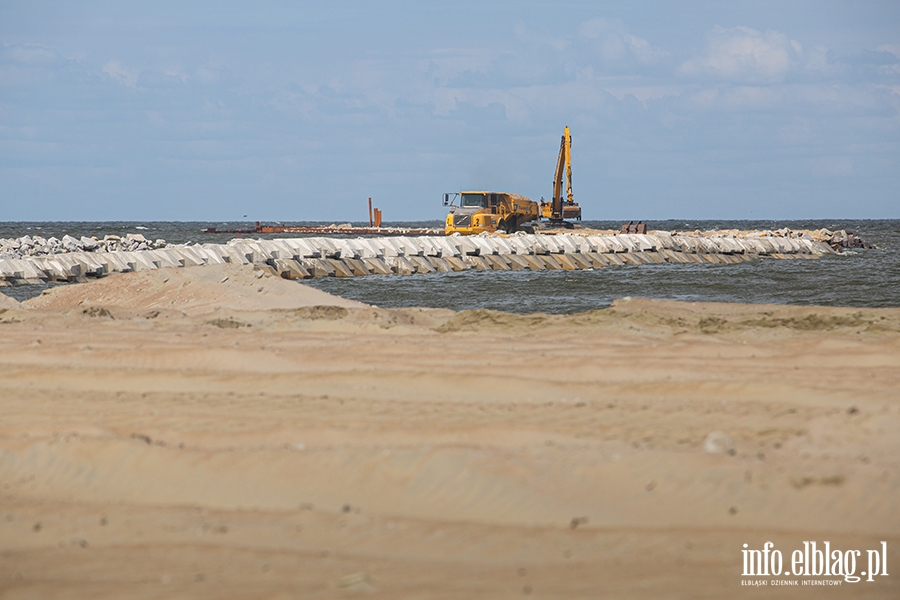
[551,126,573,220]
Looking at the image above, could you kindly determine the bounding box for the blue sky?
[1,1,898,221]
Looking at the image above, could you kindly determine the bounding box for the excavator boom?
[541,126,581,223]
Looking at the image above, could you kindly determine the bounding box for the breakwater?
[0,232,833,286]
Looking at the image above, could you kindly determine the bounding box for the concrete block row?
[0,232,834,285]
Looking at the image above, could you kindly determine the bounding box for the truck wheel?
[504,217,518,233]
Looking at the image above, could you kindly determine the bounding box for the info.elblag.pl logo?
[741,541,888,586]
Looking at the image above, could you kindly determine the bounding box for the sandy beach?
[1,263,898,598]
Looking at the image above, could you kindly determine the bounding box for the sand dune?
[23,262,366,315]
[0,291,18,310]
[1,266,898,598]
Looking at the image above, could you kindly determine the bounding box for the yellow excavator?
[443,126,582,235]
[539,125,582,227]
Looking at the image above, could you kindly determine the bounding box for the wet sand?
[1,264,898,598]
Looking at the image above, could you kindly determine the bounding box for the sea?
[2,220,898,313]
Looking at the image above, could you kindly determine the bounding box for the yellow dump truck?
[443,191,540,235]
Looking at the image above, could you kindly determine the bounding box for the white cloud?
[577,18,664,68]
[102,60,139,88]
[7,43,56,64]
[680,26,802,84]
[877,44,900,58]
[162,66,189,84]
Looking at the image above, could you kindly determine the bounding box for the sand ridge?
[0,291,18,310]
[22,262,366,316]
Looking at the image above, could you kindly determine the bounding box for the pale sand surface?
[0,293,18,310]
[1,265,899,598]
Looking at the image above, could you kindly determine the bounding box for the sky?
[1,1,899,222]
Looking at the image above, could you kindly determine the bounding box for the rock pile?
[823,230,874,250]
[659,228,874,252]
[0,233,167,259]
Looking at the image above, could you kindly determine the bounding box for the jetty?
[0,231,835,286]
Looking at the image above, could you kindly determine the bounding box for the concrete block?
[324,258,353,277]
[673,237,698,253]
[302,238,335,258]
[551,254,576,270]
[301,258,335,277]
[167,248,203,267]
[346,238,380,259]
[632,234,657,251]
[256,240,281,258]
[537,236,564,253]
[618,253,642,265]
[274,258,311,279]
[582,252,607,268]
[490,237,515,255]
[378,238,404,257]
[470,237,498,255]
[554,236,579,254]
[36,258,66,280]
[571,237,594,254]
[606,237,629,253]
[130,252,160,271]
[649,232,677,250]
[616,235,641,253]
[506,237,534,255]
[530,238,552,255]
[99,252,129,272]
[362,258,393,275]
[736,239,766,255]
[584,236,611,253]
[280,238,321,258]
[458,238,480,256]
[462,255,491,270]
[566,253,594,270]
[518,255,545,270]
[331,240,361,259]
[656,249,687,263]
[415,237,442,257]
[425,256,453,272]
[482,255,510,270]
[269,240,301,260]
[193,246,226,264]
[71,253,106,276]
[386,255,416,274]
[342,257,369,276]
[533,255,563,270]
[147,249,185,269]
[20,259,48,279]
[432,237,462,258]
[407,255,436,274]
[0,260,18,278]
[442,256,470,271]
[501,254,530,270]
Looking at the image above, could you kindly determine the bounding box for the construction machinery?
[443,191,540,235]
[539,125,582,226]
[442,126,582,235]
